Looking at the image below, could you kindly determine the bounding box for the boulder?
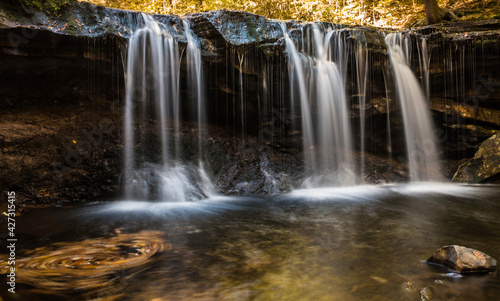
[453,133,500,183]
[427,245,497,273]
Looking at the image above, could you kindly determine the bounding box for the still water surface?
[1,183,499,300]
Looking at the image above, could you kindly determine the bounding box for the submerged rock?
[419,286,436,301]
[418,284,460,301]
[453,133,500,183]
[427,245,497,274]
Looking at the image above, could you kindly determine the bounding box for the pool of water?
[1,183,499,300]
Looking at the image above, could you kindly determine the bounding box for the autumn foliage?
[83,0,499,28]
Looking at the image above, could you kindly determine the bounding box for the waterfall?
[122,14,215,202]
[281,24,441,186]
[281,23,356,187]
[355,40,369,179]
[385,33,441,181]
[238,53,246,139]
[184,19,217,198]
[122,16,441,196]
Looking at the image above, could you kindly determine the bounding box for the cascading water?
[355,39,369,179]
[123,14,215,202]
[282,24,441,186]
[238,53,246,139]
[281,23,357,187]
[385,33,441,181]
[417,37,430,101]
[184,19,217,198]
[122,16,441,196]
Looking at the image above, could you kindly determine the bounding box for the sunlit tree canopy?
[82,0,499,28]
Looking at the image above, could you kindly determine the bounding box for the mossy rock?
[20,0,74,16]
[453,133,500,183]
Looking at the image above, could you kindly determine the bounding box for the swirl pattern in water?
[0,230,169,299]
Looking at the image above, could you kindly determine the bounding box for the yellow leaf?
[473,250,485,259]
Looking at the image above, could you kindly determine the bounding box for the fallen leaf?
[473,250,485,259]
[370,275,388,284]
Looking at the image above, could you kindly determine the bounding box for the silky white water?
[123,14,215,202]
[281,25,441,186]
[281,23,356,187]
[355,40,369,179]
[122,19,441,198]
[385,33,441,181]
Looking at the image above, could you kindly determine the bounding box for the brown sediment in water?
[0,230,170,299]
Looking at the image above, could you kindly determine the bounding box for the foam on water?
[93,196,250,217]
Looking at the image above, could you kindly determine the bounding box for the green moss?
[244,15,260,42]
[22,0,74,16]
[65,17,78,34]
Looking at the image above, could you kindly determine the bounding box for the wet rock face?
[427,245,497,274]
[204,9,284,47]
[213,140,299,195]
[419,21,500,111]
[452,133,500,183]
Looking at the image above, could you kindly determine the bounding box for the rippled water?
[1,184,499,300]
